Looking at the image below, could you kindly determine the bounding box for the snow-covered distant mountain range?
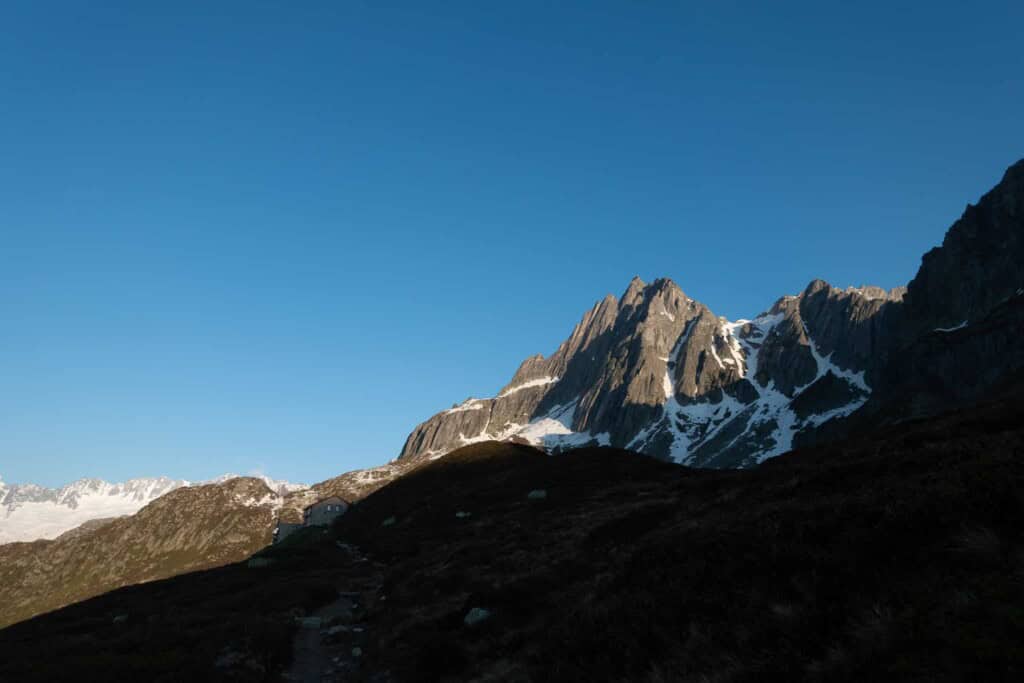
[0,473,307,544]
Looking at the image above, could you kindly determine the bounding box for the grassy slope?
[0,478,279,630]
[2,395,1023,681]
[0,526,379,682]
[334,405,1024,682]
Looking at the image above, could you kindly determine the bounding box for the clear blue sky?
[1,1,1021,487]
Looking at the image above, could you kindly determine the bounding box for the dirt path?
[282,595,357,682]
[282,543,383,682]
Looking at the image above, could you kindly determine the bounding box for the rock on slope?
[0,477,285,629]
[400,160,1024,468]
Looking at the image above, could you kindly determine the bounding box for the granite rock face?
[869,159,1024,420]
[900,160,1024,342]
[400,275,894,468]
[880,295,1024,419]
[401,160,1024,468]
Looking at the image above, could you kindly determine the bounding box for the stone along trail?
[282,543,386,682]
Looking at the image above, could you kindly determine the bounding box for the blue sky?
[1,1,1021,487]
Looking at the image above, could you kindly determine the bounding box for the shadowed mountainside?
[2,390,1023,681]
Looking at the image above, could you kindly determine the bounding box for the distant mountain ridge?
[400,159,1024,467]
[0,473,307,544]
[0,476,293,629]
[0,464,408,628]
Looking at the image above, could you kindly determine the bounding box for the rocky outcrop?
[863,160,1024,420]
[798,280,904,381]
[900,160,1024,341]
[881,294,1024,419]
[278,462,410,523]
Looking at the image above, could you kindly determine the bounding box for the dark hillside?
[331,403,1024,682]
[2,396,1024,681]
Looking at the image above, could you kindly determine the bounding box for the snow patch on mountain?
[443,399,487,414]
[450,398,609,455]
[498,376,560,398]
[234,492,284,510]
[626,311,870,467]
[518,401,612,450]
[935,320,969,333]
[803,323,870,392]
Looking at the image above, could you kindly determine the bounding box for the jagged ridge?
[400,159,1024,468]
[399,277,901,468]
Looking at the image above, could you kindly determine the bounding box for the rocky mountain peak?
[802,279,831,296]
[402,153,1024,468]
[1000,156,1024,187]
[219,476,274,499]
[618,276,687,316]
[400,268,891,468]
[623,274,646,298]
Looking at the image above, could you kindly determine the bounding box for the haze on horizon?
[2,1,1022,487]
